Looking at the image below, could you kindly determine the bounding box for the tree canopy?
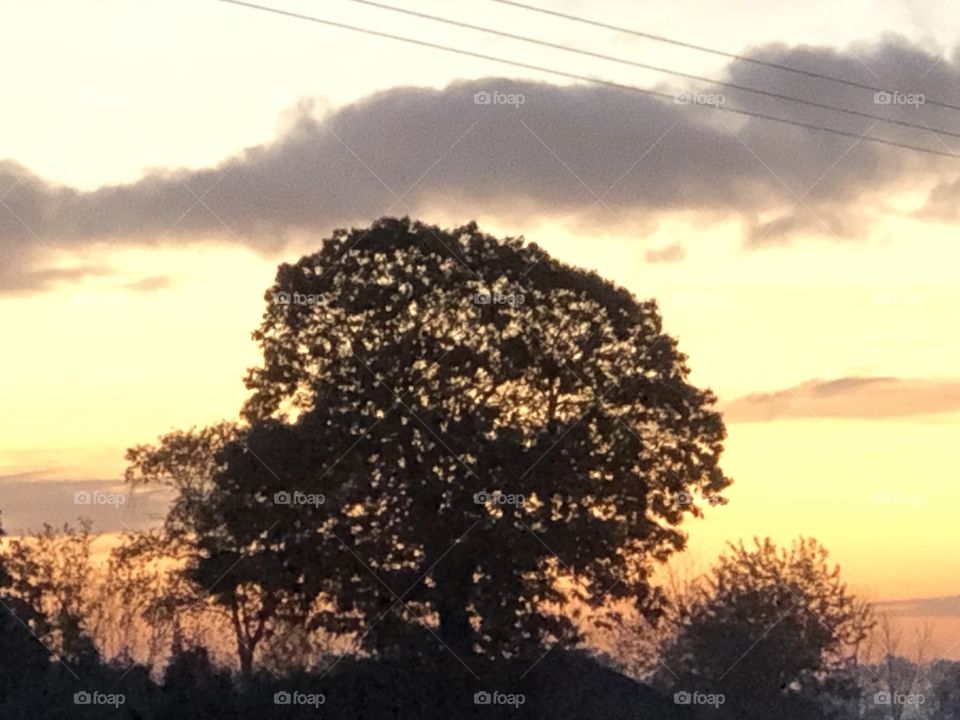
[169,216,730,663]
[660,537,873,719]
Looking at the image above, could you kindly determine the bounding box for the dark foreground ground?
[0,644,692,720]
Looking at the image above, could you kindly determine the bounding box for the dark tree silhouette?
[2,520,101,669]
[125,422,289,677]
[167,216,730,665]
[931,662,960,720]
[659,537,873,720]
[0,515,52,705]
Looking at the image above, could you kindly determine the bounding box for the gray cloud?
[3,38,960,292]
[875,594,960,618]
[644,244,686,263]
[121,275,172,292]
[919,174,960,221]
[722,377,960,422]
[0,477,173,535]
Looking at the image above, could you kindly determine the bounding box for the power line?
[488,0,960,114]
[219,0,960,160]
[332,0,960,141]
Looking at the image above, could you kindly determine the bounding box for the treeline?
[0,519,956,719]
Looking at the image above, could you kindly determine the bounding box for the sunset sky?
[2,0,960,653]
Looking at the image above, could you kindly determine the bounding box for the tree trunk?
[237,640,254,678]
[229,598,257,678]
[434,561,475,657]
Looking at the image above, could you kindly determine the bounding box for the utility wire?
[488,0,960,114]
[220,0,960,160]
[332,0,960,140]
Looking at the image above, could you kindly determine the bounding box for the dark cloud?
[3,37,960,292]
[722,377,960,422]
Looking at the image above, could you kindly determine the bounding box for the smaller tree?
[598,561,702,680]
[930,661,960,720]
[1,519,101,668]
[859,614,933,720]
[157,642,238,720]
[92,532,187,668]
[658,537,873,719]
[0,514,52,705]
[125,424,300,677]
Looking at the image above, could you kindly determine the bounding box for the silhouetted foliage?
[124,423,290,676]
[2,520,101,669]
[658,537,873,719]
[931,662,960,720]
[0,515,52,706]
[176,216,730,665]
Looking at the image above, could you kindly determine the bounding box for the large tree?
[138,217,730,664]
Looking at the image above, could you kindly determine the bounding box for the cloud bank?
[875,594,960,618]
[722,377,960,422]
[0,477,174,535]
[3,38,960,292]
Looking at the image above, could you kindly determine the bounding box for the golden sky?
[2,0,959,625]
